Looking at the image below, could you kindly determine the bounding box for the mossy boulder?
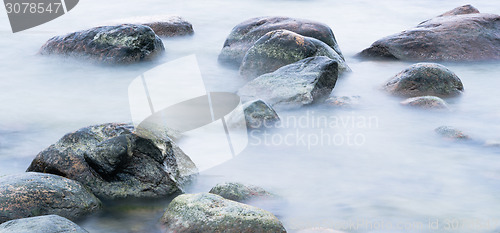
[238,56,338,108]
[209,182,274,202]
[240,30,349,79]
[359,5,500,61]
[160,193,286,233]
[384,63,463,98]
[0,215,89,233]
[219,16,344,67]
[27,123,197,200]
[0,173,101,223]
[39,24,164,64]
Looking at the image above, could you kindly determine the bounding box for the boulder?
[400,96,450,110]
[384,63,463,98]
[27,123,197,200]
[209,182,274,202]
[228,100,280,130]
[39,24,164,64]
[160,193,286,233]
[324,96,360,108]
[0,173,101,223]
[0,215,88,233]
[108,15,194,37]
[435,126,470,140]
[240,29,349,79]
[359,5,500,61]
[219,16,344,67]
[238,56,338,108]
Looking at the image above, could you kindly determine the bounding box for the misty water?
[1,0,500,232]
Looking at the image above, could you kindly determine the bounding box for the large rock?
[39,24,165,64]
[359,5,500,61]
[384,63,463,98]
[238,56,338,108]
[0,215,88,233]
[0,173,101,223]
[240,29,349,79]
[209,182,274,202]
[400,96,450,110]
[219,16,344,67]
[160,193,286,233]
[27,123,197,200]
[108,15,194,37]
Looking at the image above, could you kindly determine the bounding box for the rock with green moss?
[240,30,349,79]
[27,123,197,200]
[0,173,101,223]
[209,182,274,202]
[238,56,338,108]
[384,63,463,98]
[400,96,450,110]
[219,16,344,67]
[160,193,287,233]
[0,215,89,233]
[39,24,164,64]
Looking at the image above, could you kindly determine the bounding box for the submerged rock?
[324,96,361,108]
[228,99,280,130]
[219,16,344,67]
[39,24,164,64]
[209,182,274,202]
[27,123,197,200]
[109,15,194,37]
[359,5,500,61]
[238,56,338,108]
[400,96,450,110]
[0,215,89,233]
[435,126,470,140]
[160,193,286,233]
[240,29,349,79]
[384,63,463,98]
[0,173,101,223]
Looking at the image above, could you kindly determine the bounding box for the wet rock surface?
[359,5,500,61]
[160,193,287,233]
[0,173,101,223]
[240,30,349,79]
[39,24,165,64]
[0,215,89,233]
[27,123,197,200]
[219,16,344,67]
[325,96,361,108]
[109,15,194,37]
[400,96,450,110]
[209,182,274,202]
[384,63,463,98]
[238,56,338,108]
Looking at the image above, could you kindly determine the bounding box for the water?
[1,0,500,232]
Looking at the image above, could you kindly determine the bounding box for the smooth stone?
[0,215,88,233]
[324,96,361,108]
[209,182,274,202]
[240,29,349,79]
[0,173,101,223]
[238,56,338,108]
[400,96,450,110]
[39,24,164,64]
[107,15,194,37]
[160,193,287,233]
[435,126,470,140]
[384,63,463,98]
[219,16,344,67]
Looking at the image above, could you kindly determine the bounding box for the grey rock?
[325,96,361,108]
[109,15,194,37]
[400,96,450,110]
[240,29,349,79]
[0,215,88,233]
[0,173,101,223]
[160,193,286,233]
[27,123,197,200]
[238,56,338,108]
[435,126,470,140]
[384,63,463,98]
[39,24,164,64]
[209,182,274,202]
[359,5,500,61]
[219,16,344,67]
